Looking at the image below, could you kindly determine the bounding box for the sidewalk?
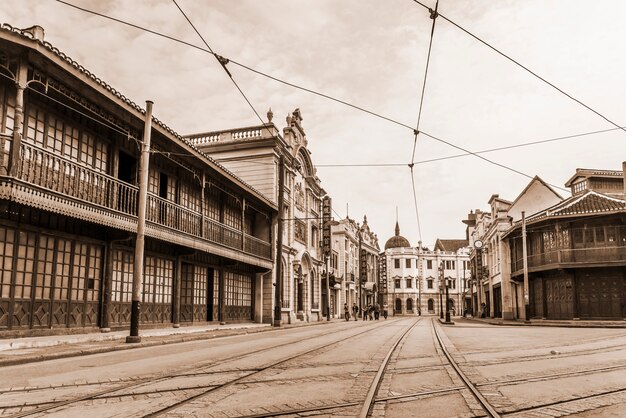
[0,320,335,367]
[461,316,626,328]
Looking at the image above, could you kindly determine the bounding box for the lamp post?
[439,287,443,319]
[445,278,451,323]
[438,262,444,319]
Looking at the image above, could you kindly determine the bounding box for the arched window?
[428,299,434,311]
[395,298,402,313]
[406,298,413,312]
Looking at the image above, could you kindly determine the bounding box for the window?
[406,259,411,268]
[394,259,400,269]
[427,260,432,269]
[395,279,401,289]
[445,260,456,270]
[406,279,412,288]
[427,279,433,289]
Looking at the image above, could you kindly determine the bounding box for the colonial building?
[380,223,469,316]
[504,166,626,320]
[0,25,275,336]
[330,215,379,318]
[467,167,626,320]
[185,108,326,324]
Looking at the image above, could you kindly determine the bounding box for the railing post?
[9,58,27,177]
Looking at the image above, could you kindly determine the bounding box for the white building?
[186,108,326,324]
[381,223,470,316]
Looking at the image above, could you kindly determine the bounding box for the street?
[1,317,625,417]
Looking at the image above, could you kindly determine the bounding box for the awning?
[363,282,377,293]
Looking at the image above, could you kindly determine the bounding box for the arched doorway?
[428,298,434,312]
[395,298,402,313]
[406,298,413,313]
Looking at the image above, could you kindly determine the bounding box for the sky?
[2,0,625,249]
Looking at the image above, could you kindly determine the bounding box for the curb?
[0,319,338,367]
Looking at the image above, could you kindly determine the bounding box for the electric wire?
[411,0,626,135]
[408,0,439,245]
[52,0,598,192]
[171,0,269,134]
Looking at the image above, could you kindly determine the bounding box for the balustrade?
[16,142,138,215]
[6,142,272,260]
[512,245,626,273]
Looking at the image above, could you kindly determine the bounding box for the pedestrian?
[383,304,388,319]
[352,303,359,321]
[344,303,350,321]
[374,303,380,320]
[368,304,373,320]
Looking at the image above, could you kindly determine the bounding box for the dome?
[384,222,411,249]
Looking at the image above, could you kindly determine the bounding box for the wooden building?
[0,24,275,336]
[503,167,626,320]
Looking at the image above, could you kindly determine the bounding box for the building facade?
[330,215,380,318]
[380,223,469,316]
[0,25,275,336]
[467,167,626,320]
[186,109,326,324]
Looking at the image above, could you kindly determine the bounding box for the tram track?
[2,319,395,417]
[146,317,422,417]
[3,319,403,417]
[431,319,626,418]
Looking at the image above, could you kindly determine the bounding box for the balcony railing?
[512,245,626,274]
[244,234,272,259]
[18,142,138,215]
[7,142,271,260]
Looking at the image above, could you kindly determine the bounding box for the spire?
[395,221,400,236]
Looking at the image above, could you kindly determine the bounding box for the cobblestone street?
[1,317,625,417]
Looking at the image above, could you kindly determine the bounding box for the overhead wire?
[409,0,439,245]
[50,0,622,239]
[411,0,626,135]
[52,0,567,191]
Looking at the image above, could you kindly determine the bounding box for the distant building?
[380,223,469,316]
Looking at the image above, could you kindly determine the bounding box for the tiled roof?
[434,239,468,252]
[503,190,626,237]
[545,190,626,216]
[0,23,275,209]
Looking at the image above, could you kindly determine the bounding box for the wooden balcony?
[1,141,272,261]
[511,245,626,276]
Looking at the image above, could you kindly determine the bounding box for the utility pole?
[274,155,285,327]
[522,210,530,322]
[127,100,153,344]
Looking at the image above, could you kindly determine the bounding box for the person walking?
[368,304,374,320]
[383,303,388,319]
[344,303,350,321]
[374,303,380,320]
[352,303,359,321]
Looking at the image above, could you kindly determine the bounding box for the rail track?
[3,319,402,417]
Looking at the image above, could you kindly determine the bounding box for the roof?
[509,176,563,208]
[0,23,276,211]
[564,168,624,187]
[384,222,411,250]
[503,190,626,237]
[434,239,469,252]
